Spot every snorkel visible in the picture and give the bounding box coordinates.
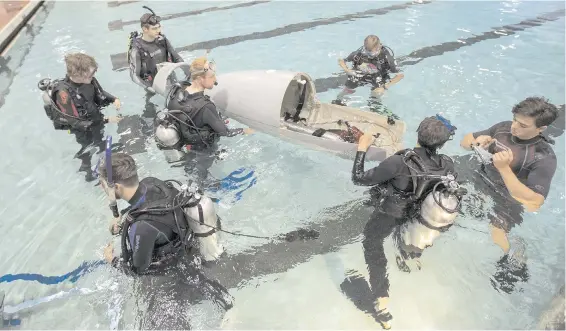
[142,6,160,24]
[104,136,120,218]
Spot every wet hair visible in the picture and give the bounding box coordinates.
[190,57,209,80]
[364,35,381,51]
[416,116,453,152]
[511,96,559,128]
[98,153,139,188]
[64,52,97,80]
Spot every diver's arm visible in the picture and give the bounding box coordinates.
[338,51,357,73]
[129,48,152,89]
[382,73,404,89]
[165,38,184,63]
[130,221,161,274]
[352,151,400,186]
[499,156,556,212]
[202,105,244,137]
[461,122,506,150]
[497,166,545,212]
[99,88,117,103]
[460,133,478,150]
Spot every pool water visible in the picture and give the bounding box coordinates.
[0,1,564,329]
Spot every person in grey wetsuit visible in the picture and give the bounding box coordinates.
[127,7,185,94]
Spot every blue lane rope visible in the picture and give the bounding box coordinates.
[0,260,105,286]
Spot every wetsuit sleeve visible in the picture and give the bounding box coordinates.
[385,48,399,73]
[525,155,557,198]
[129,221,161,274]
[472,121,507,139]
[99,87,116,103]
[93,79,116,103]
[352,151,402,186]
[129,47,152,89]
[344,50,358,62]
[202,104,244,137]
[165,38,184,63]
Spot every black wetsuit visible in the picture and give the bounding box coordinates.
[455,121,557,232]
[112,178,233,329]
[128,34,184,90]
[54,77,117,180]
[352,147,455,217]
[114,178,181,275]
[169,89,245,185]
[349,147,455,323]
[344,46,399,90]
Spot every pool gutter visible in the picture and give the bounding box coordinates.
[0,0,44,55]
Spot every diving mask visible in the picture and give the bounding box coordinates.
[361,46,381,58]
[141,6,161,25]
[435,113,457,138]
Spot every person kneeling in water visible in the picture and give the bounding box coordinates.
[154,57,254,184]
[349,115,459,329]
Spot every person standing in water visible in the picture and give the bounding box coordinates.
[38,52,122,181]
[332,35,404,122]
[127,6,185,94]
[350,115,458,328]
[459,96,559,293]
[154,57,254,185]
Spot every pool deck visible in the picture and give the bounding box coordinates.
[0,0,43,55]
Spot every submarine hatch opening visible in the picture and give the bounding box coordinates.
[279,73,405,156]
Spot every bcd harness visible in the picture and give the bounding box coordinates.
[119,178,220,270]
[351,45,395,84]
[38,77,111,131]
[155,83,219,149]
[127,32,173,83]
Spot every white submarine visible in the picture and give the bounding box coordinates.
[152,63,406,162]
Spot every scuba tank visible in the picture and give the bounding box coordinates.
[38,78,55,119]
[154,110,181,149]
[182,182,224,261]
[394,175,467,270]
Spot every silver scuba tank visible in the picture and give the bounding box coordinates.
[182,188,224,261]
[154,111,181,148]
[400,190,460,250]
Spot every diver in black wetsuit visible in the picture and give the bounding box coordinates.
[154,57,254,186]
[37,52,122,182]
[97,152,232,329]
[333,35,404,119]
[127,7,185,93]
[459,96,559,294]
[349,115,459,329]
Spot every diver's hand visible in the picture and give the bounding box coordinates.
[346,69,359,77]
[358,133,376,152]
[472,135,494,148]
[103,242,114,263]
[372,87,386,95]
[105,116,122,124]
[109,216,122,235]
[243,128,254,135]
[145,86,156,94]
[113,98,121,110]
[493,149,514,170]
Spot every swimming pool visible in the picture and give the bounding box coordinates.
[0,0,564,329]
